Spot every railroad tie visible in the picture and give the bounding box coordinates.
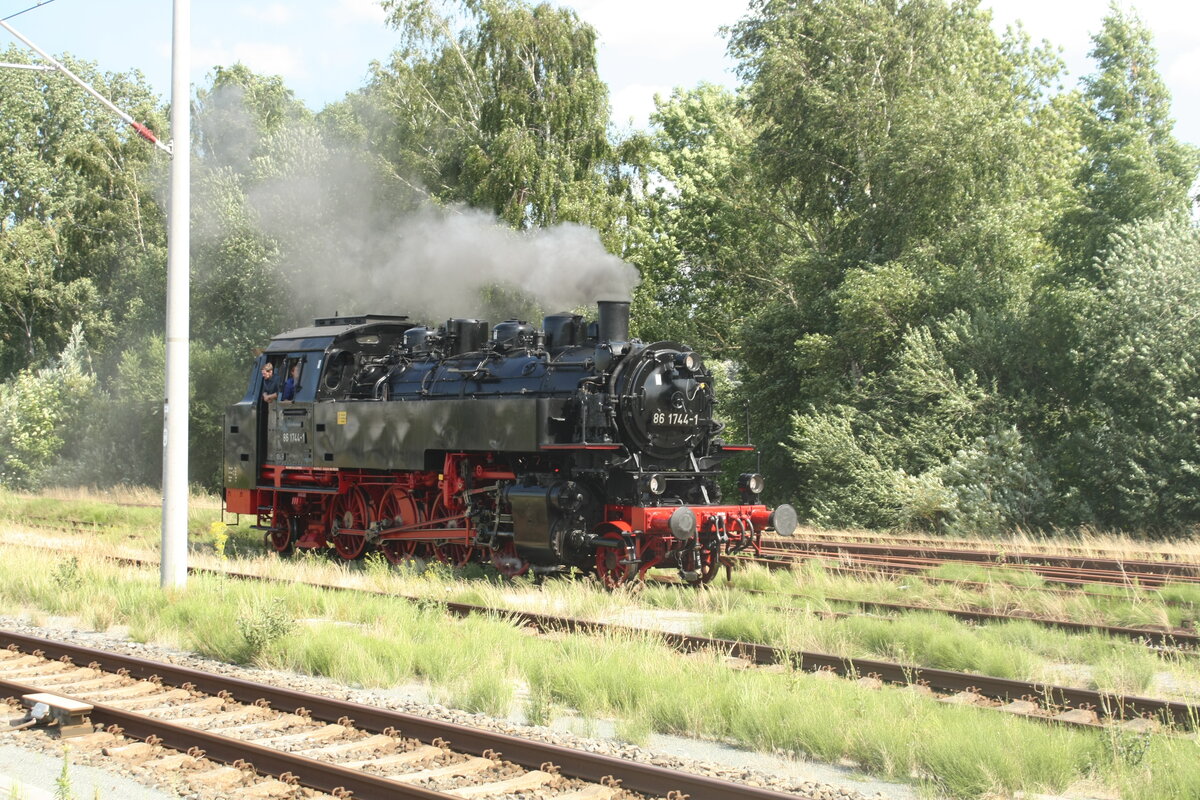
[446,769,559,798]
[391,755,495,783]
[102,741,157,764]
[292,732,398,757]
[238,779,300,798]
[221,712,310,735]
[169,706,272,727]
[141,753,200,772]
[260,722,348,746]
[187,765,245,790]
[86,680,163,700]
[999,699,1039,715]
[146,696,224,716]
[340,743,443,770]
[552,786,621,800]
[105,688,193,710]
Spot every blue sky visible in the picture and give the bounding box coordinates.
[1,0,1198,145]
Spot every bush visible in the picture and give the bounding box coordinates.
[236,599,295,657]
[933,427,1052,536]
[0,326,95,489]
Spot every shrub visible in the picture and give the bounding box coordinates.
[0,327,95,490]
[236,599,295,657]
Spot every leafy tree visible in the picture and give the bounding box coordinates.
[0,326,95,489]
[0,46,167,377]
[1054,5,1199,273]
[345,0,644,246]
[724,0,1075,502]
[1048,215,1200,529]
[638,84,785,354]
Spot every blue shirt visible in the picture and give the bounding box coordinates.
[282,376,296,401]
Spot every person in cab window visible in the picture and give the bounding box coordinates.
[282,361,300,402]
[261,361,282,403]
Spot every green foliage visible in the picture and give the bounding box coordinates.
[0,46,167,378]
[1054,6,1200,271]
[52,557,81,590]
[236,599,296,657]
[0,328,96,489]
[1043,215,1200,529]
[366,0,643,241]
[54,748,74,800]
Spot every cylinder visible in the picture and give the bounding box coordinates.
[597,300,630,344]
[446,319,489,356]
[543,313,584,350]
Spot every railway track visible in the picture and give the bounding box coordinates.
[778,593,1199,649]
[0,629,796,800]
[4,523,1198,656]
[11,514,1200,607]
[52,554,1200,733]
[766,530,1200,564]
[742,541,1200,589]
[19,532,1194,654]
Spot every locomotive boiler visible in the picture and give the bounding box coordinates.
[222,300,797,586]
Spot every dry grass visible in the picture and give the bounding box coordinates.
[26,484,222,510]
[782,523,1200,563]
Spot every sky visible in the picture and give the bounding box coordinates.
[0,0,1198,146]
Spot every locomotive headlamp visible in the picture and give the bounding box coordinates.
[676,352,701,372]
[640,474,666,496]
[739,473,765,495]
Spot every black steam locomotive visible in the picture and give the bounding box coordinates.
[223,300,796,586]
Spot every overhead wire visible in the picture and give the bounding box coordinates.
[2,0,59,22]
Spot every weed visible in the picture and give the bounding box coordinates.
[615,710,653,745]
[54,747,73,800]
[1109,728,1152,767]
[235,600,295,657]
[445,670,514,717]
[524,684,554,726]
[361,551,392,579]
[209,522,229,559]
[52,557,79,589]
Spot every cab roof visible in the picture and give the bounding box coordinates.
[266,314,414,352]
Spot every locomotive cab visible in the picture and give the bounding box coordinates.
[223,315,412,514]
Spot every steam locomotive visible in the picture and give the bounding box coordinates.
[222,300,797,586]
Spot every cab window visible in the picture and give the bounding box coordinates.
[283,353,321,403]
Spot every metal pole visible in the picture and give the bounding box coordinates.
[0,61,54,71]
[161,0,190,589]
[0,19,171,154]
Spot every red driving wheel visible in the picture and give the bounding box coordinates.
[330,487,371,560]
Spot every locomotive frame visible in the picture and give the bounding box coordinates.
[222,300,797,587]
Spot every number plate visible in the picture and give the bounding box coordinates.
[650,411,700,427]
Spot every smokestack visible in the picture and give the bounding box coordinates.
[597,300,630,344]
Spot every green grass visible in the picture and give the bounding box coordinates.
[2,546,1200,798]
[0,487,227,552]
[726,560,1192,641]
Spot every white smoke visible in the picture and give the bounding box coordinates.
[242,137,639,326]
[346,204,639,321]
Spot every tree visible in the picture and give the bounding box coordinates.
[343,0,643,245]
[723,0,1075,502]
[0,46,167,376]
[1048,214,1200,529]
[0,327,95,489]
[1054,5,1200,273]
[637,84,788,354]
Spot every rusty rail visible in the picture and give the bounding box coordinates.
[0,629,798,800]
